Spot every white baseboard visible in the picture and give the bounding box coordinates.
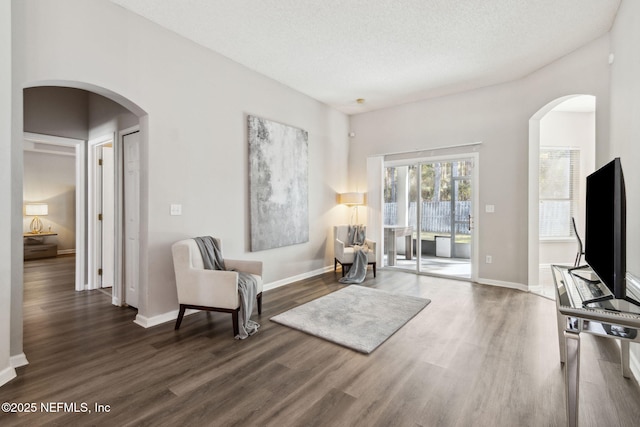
[476,277,528,292]
[10,353,28,368]
[0,366,16,387]
[134,308,199,328]
[133,266,334,328]
[263,266,333,291]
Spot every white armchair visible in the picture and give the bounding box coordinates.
[333,225,377,278]
[171,238,263,336]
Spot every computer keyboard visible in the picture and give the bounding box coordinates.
[575,277,604,301]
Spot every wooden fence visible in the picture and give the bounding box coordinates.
[384,201,471,234]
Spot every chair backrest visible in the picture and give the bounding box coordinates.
[334,225,350,243]
[172,237,223,272]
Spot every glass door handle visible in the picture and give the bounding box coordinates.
[468,214,473,231]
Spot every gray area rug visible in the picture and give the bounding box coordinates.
[270,285,431,354]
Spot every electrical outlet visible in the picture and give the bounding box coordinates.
[170,204,182,216]
[486,255,493,264]
[485,204,495,213]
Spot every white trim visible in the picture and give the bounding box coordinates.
[528,94,596,294]
[88,133,115,292]
[118,125,140,311]
[23,132,86,292]
[382,152,479,283]
[0,366,16,387]
[373,141,482,158]
[134,308,199,329]
[10,353,28,368]
[263,266,333,291]
[476,277,528,292]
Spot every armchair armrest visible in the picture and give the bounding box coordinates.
[225,259,263,277]
[177,268,239,309]
[365,238,376,254]
[334,238,346,259]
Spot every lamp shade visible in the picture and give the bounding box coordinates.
[337,192,364,206]
[25,203,48,216]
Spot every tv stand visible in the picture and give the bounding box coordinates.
[552,265,640,427]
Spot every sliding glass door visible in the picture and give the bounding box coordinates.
[384,156,475,280]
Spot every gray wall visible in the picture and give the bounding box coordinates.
[12,0,350,329]
[24,87,88,140]
[349,35,611,288]
[6,0,639,386]
[609,0,640,377]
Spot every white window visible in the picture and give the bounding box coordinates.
[539,148,580,238]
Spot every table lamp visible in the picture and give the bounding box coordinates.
[25,203,48,234]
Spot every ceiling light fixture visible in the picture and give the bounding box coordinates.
[356,98,365,104]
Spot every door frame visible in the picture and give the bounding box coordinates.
[528,94,595,293]
[117,125,140,308]
[383,152,479,282]
[23,132,86,291]
[88,133,115,291]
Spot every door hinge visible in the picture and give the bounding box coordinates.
[98,213,103,221]
[98,268,102,276]
[98,159,103,166]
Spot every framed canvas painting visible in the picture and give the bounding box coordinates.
[248,115,309,251]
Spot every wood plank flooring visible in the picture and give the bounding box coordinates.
[1,255,640,426]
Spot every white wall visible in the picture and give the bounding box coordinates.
[0,0,17,387]
[12,0,350,328]
[23,151,76,251]
[349,35,611,288]
[609,0,640,378]
[538,111,595,266]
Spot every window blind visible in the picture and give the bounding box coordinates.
[539,147,580,238]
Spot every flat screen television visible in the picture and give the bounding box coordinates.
[583,157,639,308]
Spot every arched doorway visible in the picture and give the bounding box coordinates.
[23,82,143,306]
[528,95,596,298]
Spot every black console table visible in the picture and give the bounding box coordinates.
[551,265,640,427]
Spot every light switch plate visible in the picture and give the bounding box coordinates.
[170,204,182,216]
[485,204,495,213]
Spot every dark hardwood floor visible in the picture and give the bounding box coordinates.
[2,255,640,426]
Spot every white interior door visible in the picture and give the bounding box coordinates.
[101,145,115,288]
[123,131,140,308]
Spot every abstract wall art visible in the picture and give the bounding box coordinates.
[248,115,309,251]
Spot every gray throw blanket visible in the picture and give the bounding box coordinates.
[194,236,259,339]
[348,224,366,246]
[339,244,369,284]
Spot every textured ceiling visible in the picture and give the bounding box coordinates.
[109,0,620,114]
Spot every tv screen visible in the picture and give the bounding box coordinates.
[584,158,626,299]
